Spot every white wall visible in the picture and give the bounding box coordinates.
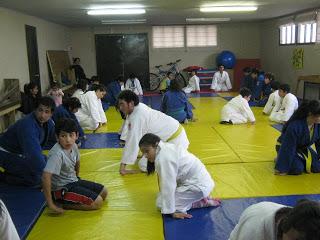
[70,22,261,78]
[260,18,320,98]
[0,7,71,93]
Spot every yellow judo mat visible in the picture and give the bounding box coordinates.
[28,94,320,239]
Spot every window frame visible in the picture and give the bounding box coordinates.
[185,24,218,48]
[152,25,185,49]
[279,23,296,46]
[297,21,317,45]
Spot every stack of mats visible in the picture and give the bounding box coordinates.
[197,69,216,90]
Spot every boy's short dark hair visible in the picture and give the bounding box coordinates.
[73,57,80,63]
[251,68,259,75]
[55,118,78,136]
[116,75,125,82]
[36,96,56,112]
[264,72,274,81]
[118,90,139,106]
[279,84,290,93]
[169,78,183,91]
[129,73,136,79]
[91,76,100,83]
[280,199,320,240]
[166,71,173,77]
[62,97,81,111]
[218,64,225,68]
[239,88,252,98]
[271,81,280,91]
[243,67,251,73]
[92,84,107,92]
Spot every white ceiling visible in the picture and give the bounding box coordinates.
[1,0,320,27]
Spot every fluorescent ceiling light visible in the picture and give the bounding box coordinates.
[89,4,144,10]
[88,8,145,15]
[101,19,146,25]
[186,17,231,22]
[200,6,257,12]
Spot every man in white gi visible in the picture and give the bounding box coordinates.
[220,88,255,125]
[269,84,298,123]
[263,81,281,115]
[229,199,320,240]
[183,70,200,94]
[139,133,220,219]
[75,85,107,131]
[210,64,232,92]
[117,90,190,175]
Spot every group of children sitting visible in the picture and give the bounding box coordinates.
[220,69,299,125]
[1,65,320,239]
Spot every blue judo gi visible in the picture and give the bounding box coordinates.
[275,119,320,175]
[160,90,193,123]
[105,81,122,106]
[52,105,84,139]
[0,113,56,186]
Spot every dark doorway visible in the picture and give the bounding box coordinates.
[95,34,149,89]
[25,25,41,93]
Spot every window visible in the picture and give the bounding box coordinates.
[279,23,296,45]
[152,26,184,48]
[186,25,217,47]
[298,22,317,43]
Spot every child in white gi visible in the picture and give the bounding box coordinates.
[139,133,220,219]
[220,88,255,125]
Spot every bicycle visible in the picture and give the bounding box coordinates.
[149,59,186,91]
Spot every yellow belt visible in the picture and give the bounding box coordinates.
[305,144,316,173]
[167,125,183,142]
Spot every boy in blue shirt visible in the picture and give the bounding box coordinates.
[42,118,107,214]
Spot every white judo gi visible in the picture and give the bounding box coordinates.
[71,89,84,100]
[183,75,200,94]
[221,95,255,124]
[121,103,189,168]
[125,78,143,96]
[0,200,20,240]
[263,90,281,115]
[269,93,298,123]
[210,71,232,91]
[155,141,214,214]
[75,91,107,130]
[229,201,286,240]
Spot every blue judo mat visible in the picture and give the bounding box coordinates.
[0,183,45,239]
[271,123,284,132]
[163,194,320,240]
[80,133,122,149]
[188,92,218,98]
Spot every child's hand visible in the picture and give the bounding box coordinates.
[172,212,192,219]
[48,204,64,215]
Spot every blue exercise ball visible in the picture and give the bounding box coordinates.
[216,51,236,69]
